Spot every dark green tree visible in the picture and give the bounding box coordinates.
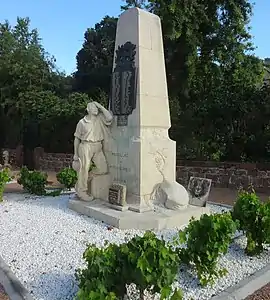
[74,16,117,96]
[121,0,269,162]
[122,0,256,97]
[121,0,150,10]
[0,17,55,157]
[0,17,78,163]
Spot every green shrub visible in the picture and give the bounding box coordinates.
[56,167,77,190]
[17,166,62,196]
[89,162,96,172]
[0,168,11,201]
[122,231,181,299]
[76,243,126,300]
[76,232,183,300]
[232,189,270,256]
[176,213,237,286]
[17,166,47,195]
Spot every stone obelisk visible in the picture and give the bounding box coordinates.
[107,8,176,212]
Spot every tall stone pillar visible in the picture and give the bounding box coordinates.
[106,8,176,212]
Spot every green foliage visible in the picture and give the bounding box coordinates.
[232,189,270,256]
[76,243,124,300]
[89,162,96,172]
[1,1,269,162]
[17,90,91,152]
[56,167,77,190]
[121,0,270,163]
[0,17,68,150]
[76,232,182,300]
[17,166,48,195]
[17,166,62,196]
[122,231,181,299]
[0,168,11,201]
[121,0,150,10]
[47,190,62,196]
[0,18,56,116]
[176,213,237,286]
[74,16,117,96]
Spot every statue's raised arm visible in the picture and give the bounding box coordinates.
[72,102,113,202]
[92,101,113,125]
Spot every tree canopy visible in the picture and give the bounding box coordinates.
[0,1,269,162]
[74,16,117,97]
[0,18,90,153]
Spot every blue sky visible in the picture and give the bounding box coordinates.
[1,0,269,75]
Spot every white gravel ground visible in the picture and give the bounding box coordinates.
[0,193,269,300]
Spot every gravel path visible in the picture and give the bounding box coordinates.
[0,193,269,300]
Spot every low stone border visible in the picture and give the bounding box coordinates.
[0,256,33,300]
[212,263,270,300]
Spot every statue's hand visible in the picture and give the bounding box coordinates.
[73,155,79,161]
[93,101,102,109]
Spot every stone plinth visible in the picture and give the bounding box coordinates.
[90,174,111,201]
[68,199,210,230]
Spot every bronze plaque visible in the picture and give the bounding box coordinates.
[110,41,137,126]
[108,183,127,206]
[188,177,212,207]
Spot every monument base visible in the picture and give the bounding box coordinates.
[68,199,210,230]
[89,174,111,201]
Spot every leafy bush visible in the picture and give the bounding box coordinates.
[232,189,270,256]
[122,231,182,299]
[56,167,77,190]
[76,243,125,300]
[176,213,237,286]
[17,166,48,195]
[0,168,11,201]
[76,232,183,300]
[17,166,62,196]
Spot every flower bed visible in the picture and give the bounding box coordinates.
[0,193,269,300]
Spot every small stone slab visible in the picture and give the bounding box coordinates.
[187,177,212,207]
[108,203,129,212]
[108,183,127,207]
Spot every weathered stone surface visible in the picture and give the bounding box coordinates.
[105,8,177,211]
[71,102,113,201]
[68,199,210,230]
[90,174,112,201]
[176,162,270,192]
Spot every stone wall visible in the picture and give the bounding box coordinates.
[1,147,72,172]
[33,147,73,172]
[176,160,270,193]
[2,147,270,192]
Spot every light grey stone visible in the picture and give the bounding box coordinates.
[72,102,113,202]
[68,199,210,230]
[68,8,208,228]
